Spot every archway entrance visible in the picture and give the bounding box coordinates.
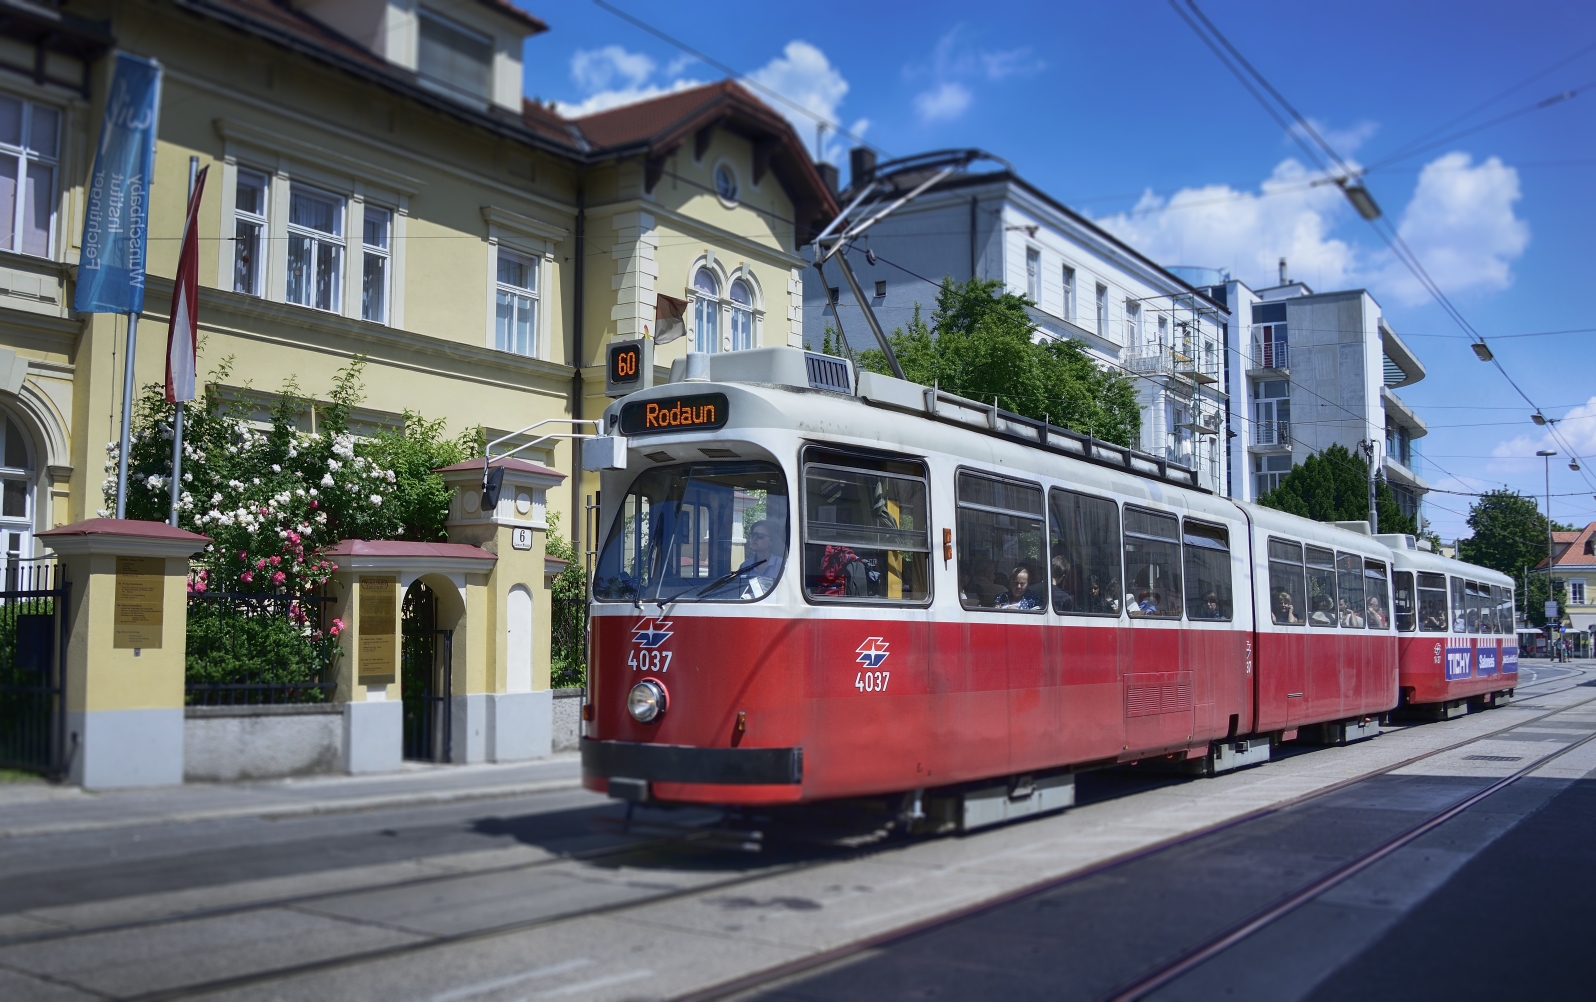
[401,581,452,762]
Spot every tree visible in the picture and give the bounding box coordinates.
[856,277,1141,449]
[1256,444,1417,536]
[1456,489,1571,627]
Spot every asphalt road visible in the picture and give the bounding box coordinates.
[1,664,1591,1001]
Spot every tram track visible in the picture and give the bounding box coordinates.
[680,678,1596,1002]
[3,673,1589,1002]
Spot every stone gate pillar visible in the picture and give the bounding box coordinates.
[36,519,210,789]
[436,457,566,762]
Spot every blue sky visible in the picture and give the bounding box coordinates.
[515,0,1596,542]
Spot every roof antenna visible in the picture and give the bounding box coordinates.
[1279,257,1288,285]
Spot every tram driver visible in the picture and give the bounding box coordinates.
[736,519,782,597]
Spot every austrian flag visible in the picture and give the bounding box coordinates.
[165,166,208,403]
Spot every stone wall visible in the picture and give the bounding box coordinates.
[184,704,342,782]
[553,687,583,752]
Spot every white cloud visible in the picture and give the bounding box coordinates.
[1374,153,1530,306]
[1096,149,1531,305]
[556,78,705,118]
[1491,398,1596,467]
[570,45,655,92]
[1098,157,1357,289]
[746,41,855,161]
[980,47,1046,81]
[913,81,973,122]
[1289,117,1378,157]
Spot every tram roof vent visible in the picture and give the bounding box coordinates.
[667,346,856,395]
[1336,520,1373,536]
[1374,532,1417,550]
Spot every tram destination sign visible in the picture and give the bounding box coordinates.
[620,392,729,435]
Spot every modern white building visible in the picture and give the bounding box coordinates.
[1188,270,1428,521]
[804,151,1231,493]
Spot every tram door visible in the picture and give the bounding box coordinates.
[1121,508,1193,751]
[1263,538,1310,731]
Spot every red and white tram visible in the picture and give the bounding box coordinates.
[1387,542,1517,716]
[579,348,1510,830]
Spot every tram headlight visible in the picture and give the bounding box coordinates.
[627,679,668,723]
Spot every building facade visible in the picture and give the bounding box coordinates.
[801,153,1231,494]
[1542,523,1596,637]
[1195,274,1429,521]
[0,0,831,739]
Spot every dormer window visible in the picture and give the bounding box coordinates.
[418,9,492,102]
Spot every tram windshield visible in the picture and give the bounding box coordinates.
[591,461,788,603]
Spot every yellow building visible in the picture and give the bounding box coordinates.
[1,0,835,766]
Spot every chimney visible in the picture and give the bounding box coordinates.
[816,162,839,196]
[849,147,877,191]
[1279,257,1288,285]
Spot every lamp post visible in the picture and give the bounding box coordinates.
[1537,449,1557,659]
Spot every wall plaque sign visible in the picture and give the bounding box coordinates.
[358,576,397,686]
[113,556,164,649]
[511,527,533,550]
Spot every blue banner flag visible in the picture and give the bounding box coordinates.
[74,53,162,315]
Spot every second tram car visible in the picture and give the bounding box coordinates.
[579,348,1512,829]
[1386,540,1517,715]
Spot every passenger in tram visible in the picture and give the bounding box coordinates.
[1366,594,1390,630]
[1130,589,1162,615]
[1083,574,1118,615]
[737,519,782,595]
[1272,589,1302,624]
[1421,606,1448,632]
[1338,597,1365,629]
[993,566,1040,610]
[1192,591,1224,620]
[812,543,866,596]
[1051,554,1076,611]
[1309,594,1336,627]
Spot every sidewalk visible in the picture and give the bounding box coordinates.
[0,753,585,839]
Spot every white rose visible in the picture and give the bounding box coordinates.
[370,494,383,506]
[321,474,335,487]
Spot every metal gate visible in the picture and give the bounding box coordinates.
[0,559,68,776]
[401,581,452,762]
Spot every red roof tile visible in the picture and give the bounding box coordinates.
[434,456,566,480]
[322,539,495,561]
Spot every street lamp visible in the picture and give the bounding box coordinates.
[1537,448,1558,658]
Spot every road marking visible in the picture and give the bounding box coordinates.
[524,968,653,999]
[431,958,593,1002]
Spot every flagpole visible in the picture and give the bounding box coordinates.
[168,156,199,527]
[115,312,138,519]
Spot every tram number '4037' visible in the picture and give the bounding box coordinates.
[629,649,672,673]
[855,671,890,693]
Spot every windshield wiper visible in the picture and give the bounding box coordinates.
[679,559,767,603]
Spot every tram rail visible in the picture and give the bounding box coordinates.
[4,669,1583,1002]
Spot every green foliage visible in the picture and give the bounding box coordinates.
[1256,444,1417,536]
[1456,489,1567,626]
[359,412,473,542]
[185,599,337,698]
[545,510,589,689]
[817,325,846,359]
[856,278,1141,449]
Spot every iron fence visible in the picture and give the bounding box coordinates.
[185,592,338,705]
[0,559,67,775]
[552,595,588,690]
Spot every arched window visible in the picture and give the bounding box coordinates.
[729,279,753,351]
[0,414,35,571]
[693,268,719,353]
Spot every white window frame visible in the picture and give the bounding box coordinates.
[693,267,721,354]
[285,183,346,313]
[0,93,61,259]
[361,203,392,324]
[0,410,35,564]
[1571,579,1586,605]
[1126,300,1141,345]
[232,167,269,297]
[1061,266,1075,320]
[1025,246,1041,302]
[494,246,539,357]
[1095,283,1108,335]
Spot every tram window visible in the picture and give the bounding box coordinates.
[1305,546,1337,627]
[1497,585,1515,634]
[956,472,1045,613]
[1450,577,1467,633]
[1393,571,1416,632]
[802,452,930,604]
[1417,572,1448,632]
[1182,520,1232,621]
[1048,489,1122,617]
[1465,580,1483,634]
[1364,560,1391,629]
[1123,507,1181,618]
[1267,538,1305,625]
[1336,553,1366,628]
[592,462,789,603]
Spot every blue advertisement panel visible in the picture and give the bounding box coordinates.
[73,53,162,315]
[1475,645,1499,677]
[1501,646,1519,674]
[1444,646,1473,681]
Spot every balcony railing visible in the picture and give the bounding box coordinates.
[1252,420,1290,447]
[1252,340,1289,370]
[1126,346,1221,384]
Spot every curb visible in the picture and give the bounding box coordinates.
[0,775,587,839]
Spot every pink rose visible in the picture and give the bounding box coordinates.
[269,555,281,566]
[240,571,254,583]
[329,617,345,637]
[271,571,286,586]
